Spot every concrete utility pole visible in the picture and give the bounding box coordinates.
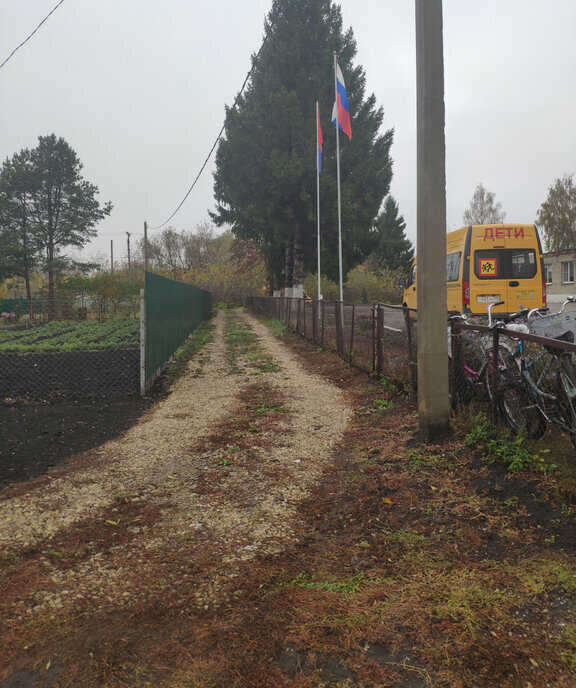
[415,0,451,440]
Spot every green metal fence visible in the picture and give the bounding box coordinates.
[142,272,212,393]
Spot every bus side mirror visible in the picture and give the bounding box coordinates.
[398,278,406,289]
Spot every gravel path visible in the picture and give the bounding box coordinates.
[0,309,351,614]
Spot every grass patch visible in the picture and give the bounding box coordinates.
[261,318,287,337]
[158,318,215,387]
[224,317,280,375]
[274,571,368,596]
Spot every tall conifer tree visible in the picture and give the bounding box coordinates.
[371,196,413,274]
[211,0,394,292]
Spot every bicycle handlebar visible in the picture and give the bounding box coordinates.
[528,297,575,324]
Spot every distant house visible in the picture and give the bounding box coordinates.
[543,249,576,305]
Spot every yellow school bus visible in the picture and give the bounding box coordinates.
[402,224,546,315]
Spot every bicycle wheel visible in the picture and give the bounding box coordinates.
[499,372,547,439]
[484,344,516,405]
[484,358,546,438]
[556,357,576,449]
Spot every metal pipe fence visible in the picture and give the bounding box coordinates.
[247,296,417,391]
[249,296,576,441]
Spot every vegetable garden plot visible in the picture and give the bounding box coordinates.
[0,320,140,401]
[0,319,139,352]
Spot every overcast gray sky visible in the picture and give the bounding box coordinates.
[1,0,575,264]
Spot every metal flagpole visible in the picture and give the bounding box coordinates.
[334,52,344,303]
[316,101,322,301]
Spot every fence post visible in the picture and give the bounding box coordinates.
[335,302,344,356]
[403,306,416,393]
[372,304,376,373]
[312,299,318,342]
[139,288,146,396]
[376,304,384,376]
[349,304,356,364]
[297,298,302,334]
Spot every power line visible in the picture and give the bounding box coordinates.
[0,0,67,71]
[150,4,281,230]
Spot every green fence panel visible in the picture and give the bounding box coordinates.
[144,272,212,385]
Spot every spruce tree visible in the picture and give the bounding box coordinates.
[371,195,413,274]
[211,0,393,293]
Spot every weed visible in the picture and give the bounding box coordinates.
[372,399,395,412]
[380,377,399,394]
[245,351,280,374]
[424,502,444,515]
[500,496,520,510]
[279,571,367,595]
[431,570,505,632]
[256,403,284,414]
[387,529,426,546]
[465,414,556,473]
[46,549,63,559]
[407,450,457,472]
[464,414,496,446]
[161,319,215,386]
[560,625,576,668]
[261,318,287,337]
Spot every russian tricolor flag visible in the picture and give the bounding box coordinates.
[332,62,352,140]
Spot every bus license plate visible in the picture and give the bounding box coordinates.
[477,295,501,303]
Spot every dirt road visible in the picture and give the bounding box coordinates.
[2,308,576,687]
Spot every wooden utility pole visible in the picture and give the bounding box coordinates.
[144,221,148,273]
[126,232,132,284]
[415,0,450,440]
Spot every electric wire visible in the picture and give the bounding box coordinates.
[0,0,67,71]
[149,5,280,230]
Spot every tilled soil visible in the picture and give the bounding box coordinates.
[0,396,152,488]
[2,309,576,687]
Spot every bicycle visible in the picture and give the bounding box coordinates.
[511,298,576,448]
[450,302,546,438]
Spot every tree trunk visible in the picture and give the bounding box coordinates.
[20,218,34,321]
[284,239,294,297]
[24,267,33,321]
[47,242,55,321]
[292,222,305,299]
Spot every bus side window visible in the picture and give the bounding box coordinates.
[446,252,461,281]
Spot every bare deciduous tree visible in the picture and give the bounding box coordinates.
[463,183,506,225]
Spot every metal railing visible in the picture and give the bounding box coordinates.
[247,296,417,391]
